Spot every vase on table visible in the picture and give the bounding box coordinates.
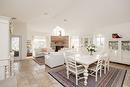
[90,51,93,55]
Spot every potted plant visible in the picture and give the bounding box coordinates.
[86,44,96,55]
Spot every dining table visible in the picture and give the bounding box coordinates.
[68,53,100,86]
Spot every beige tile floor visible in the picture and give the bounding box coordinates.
[15,59,130,87]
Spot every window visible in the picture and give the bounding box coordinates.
[71,36,80,48]
[11,37,20,51]
[93,34,105,48]
[32,36,46,49]
[52,26,65,36]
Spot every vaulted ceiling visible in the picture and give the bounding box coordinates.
[0,0,75,22]
[0,0,130,35]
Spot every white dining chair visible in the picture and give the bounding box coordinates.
[88,58,103,81]
[65,56,85,85]
[102,53,110,74]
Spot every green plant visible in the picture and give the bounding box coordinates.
[86,44,96,55]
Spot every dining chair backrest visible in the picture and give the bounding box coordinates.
[64,52,73,63]
[67,57,77,69]
[66,55,84,85]
[63,52,70,70]
[96,57,103,70]
[102,52,109,63]
[101,52,110,73]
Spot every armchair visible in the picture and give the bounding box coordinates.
[45,52,65,68]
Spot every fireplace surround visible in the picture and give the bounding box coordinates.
[51,36,69,52]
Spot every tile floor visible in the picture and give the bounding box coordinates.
[15,59,130,87]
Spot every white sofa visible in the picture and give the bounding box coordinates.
[33,48,45,57]
[33,48,54,58]
[45,52,65,68]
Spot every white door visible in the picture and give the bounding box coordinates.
[11,36,22,60]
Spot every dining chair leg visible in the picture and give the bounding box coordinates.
[100,65,102,77]
[108,64,110,71]
[100,69,102,77]
[67,70,69,79]
[96,72,97,81]
[76,74,78,85]
[104,65,106,74]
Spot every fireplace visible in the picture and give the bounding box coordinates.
[55,46,64,52]
[51,36,69,51]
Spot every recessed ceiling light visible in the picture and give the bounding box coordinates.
[64,19,67,22]
[43,12,48,15]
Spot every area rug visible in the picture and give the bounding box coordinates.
[33,57,45,65]
[48,67,127,87]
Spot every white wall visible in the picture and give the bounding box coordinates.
[27,0,130,38]
[0,16,10,80]
[92,22,130,39]
[13,21,27,59]
[0,20,9,59]
[27,21,130,42]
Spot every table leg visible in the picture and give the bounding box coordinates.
[84,65,89,86]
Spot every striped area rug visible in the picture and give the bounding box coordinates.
[48,67,127,87]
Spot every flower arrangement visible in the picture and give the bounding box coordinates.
[86,44,96,55]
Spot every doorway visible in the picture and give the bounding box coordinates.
[11,36,22,60]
